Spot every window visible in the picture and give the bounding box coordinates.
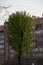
[35,54,43,57]
[36,48,38,52]
[0,40,4,44]
[0,50,4,53]
[36,54,39,57]
[0,32,4,35]
[1,50,4,53]
[35,24,42,30]
[35,35,43,41]
[1,36,4,39]
[39,54,43,57]
[35,30,43,34]
[39,48,43,52]
[33,54,39,57]
[0,45,4,48]
[37,42,43,46]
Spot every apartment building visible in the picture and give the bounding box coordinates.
[0,25,5,64]
[0,25,16,64]
[31,16,43,65]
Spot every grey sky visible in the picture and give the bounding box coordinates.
[0,0,43,25]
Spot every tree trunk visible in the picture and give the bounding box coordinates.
[18,50,21,65]
[18,31,23,65]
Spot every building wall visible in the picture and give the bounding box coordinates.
[0,25,5,64]
[32,17,43,58]
[0,25,16,64]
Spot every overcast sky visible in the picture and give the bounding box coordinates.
[0,0,43,25]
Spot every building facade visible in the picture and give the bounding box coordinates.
[0,25,5,64]
[31,17,43,65]
[0,25,16,64]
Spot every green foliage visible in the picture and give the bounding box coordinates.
[7,11,32,52]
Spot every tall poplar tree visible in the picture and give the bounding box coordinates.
[6,11,32,65]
